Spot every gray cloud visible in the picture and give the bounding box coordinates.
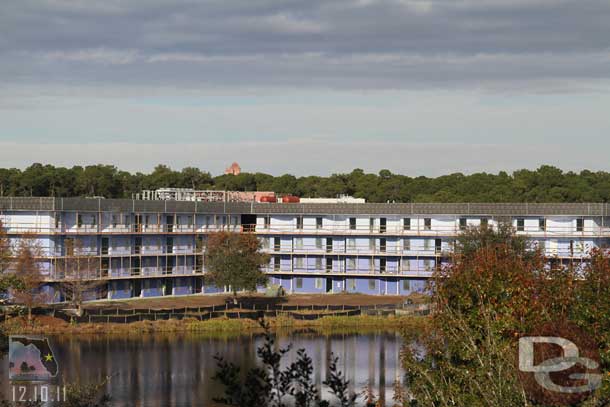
[1,0,610,91]
[2,1,610,175]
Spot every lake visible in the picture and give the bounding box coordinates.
[1,330,406,406]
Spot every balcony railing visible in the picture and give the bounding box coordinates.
[3,220,610,238]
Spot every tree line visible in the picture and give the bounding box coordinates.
[1,163,610,202]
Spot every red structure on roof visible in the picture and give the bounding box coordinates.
[224,162,241,176]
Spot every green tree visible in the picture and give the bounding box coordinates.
[404,225,610,406]
[455,221,530,258]
[3,163,610,203]
[179,167,213,189]
[205,232,269,303]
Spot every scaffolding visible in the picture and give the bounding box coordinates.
[134,188,276,203]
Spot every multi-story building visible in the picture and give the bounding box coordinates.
[1,197,608,302]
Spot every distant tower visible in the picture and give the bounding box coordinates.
[225,162,241,176]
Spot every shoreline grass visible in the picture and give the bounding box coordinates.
[1,314,429,338]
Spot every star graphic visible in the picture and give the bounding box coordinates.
[44,353,53,362]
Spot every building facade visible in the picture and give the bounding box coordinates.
[1,197,609,302]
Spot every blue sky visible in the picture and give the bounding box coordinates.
[1,0,609,175]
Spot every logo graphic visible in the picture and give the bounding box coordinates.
[517,322,601,405]
[9,335,59,381]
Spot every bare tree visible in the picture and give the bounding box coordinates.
[12,235,50,322]
[0,220,10,274]
[0,219,15,302]
[58,240,106,316]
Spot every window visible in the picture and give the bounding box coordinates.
[315,238,323,250]
[379,218,387,233]
[348,279,356,290]
[91,215,96,227]
[296,216,303,230]
[403,239,411,251]
[133,237,142,254]
[379,238,386,253]
[261,237,270,250]
[424,239,432,251]
[134,214,142,231]
[65,238,74,256]
[517,218,525,231]
[294,237,303,250]
[539,218,546,231]
[349,218,357,230]
[379,258,386,273]
[403,218,411,231]
[481,218,489,228]
[315,257,322,270]
[402,259,410,271]
[368,279,376,290]
[576,218,584,232]
[369,218,375,232]
[569,240,574,256]
[315,278,323,289]
[101,237,109,255]
[424,259,433,271]
[459,218,467,230]
[112,214,118,228]
[264,215,271,229]
[195,235,205,252]
[296,278,303,289]
[326,259,333,272]
[54,214,60,229]
[347,258,356,270]
[166,237,174,254]
[77,214,83,228]
[347,238,356,250]
[369,239,375,251]
[424,218,431,230]
[101,258,109,277]
[538,240,545,252]
[326,238,333,253]
[274,256,280,271]
[316,217,323,229]
[435,238,442,254]
[295,257,304,269]
[274,237,281,252]
[402,280,411,291]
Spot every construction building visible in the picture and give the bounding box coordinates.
[0,196,608,302]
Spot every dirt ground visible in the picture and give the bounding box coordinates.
[85,293,428,310]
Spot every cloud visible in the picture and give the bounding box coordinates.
[1,0,609,91]
[1,0,610,174]
[41,48,139,65]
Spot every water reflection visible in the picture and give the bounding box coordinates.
[1,331,405,406]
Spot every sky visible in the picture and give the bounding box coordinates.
[1,0,609,176]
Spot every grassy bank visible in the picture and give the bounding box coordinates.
[1,314,428,337]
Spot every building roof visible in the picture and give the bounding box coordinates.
[0,197,609,216]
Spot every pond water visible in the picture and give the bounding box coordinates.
[1,330,406,406]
